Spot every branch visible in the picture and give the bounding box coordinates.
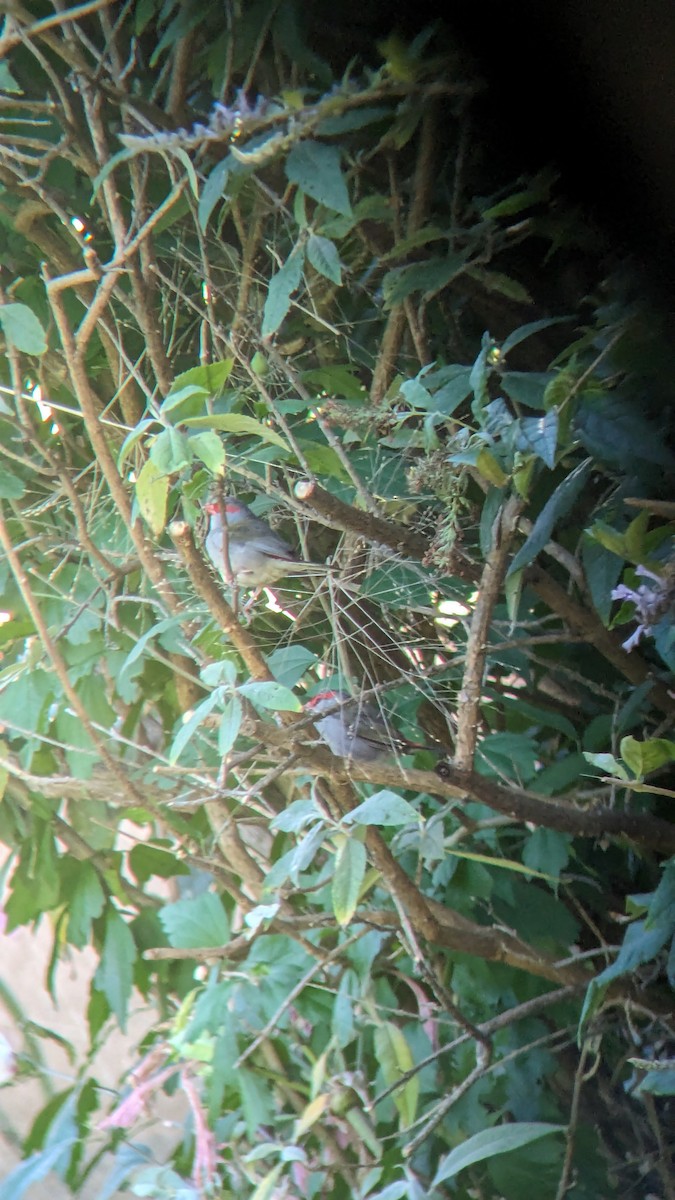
[455,494,523,769]
[290,749,675,854]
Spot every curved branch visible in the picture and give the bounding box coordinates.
[455,494,523,769]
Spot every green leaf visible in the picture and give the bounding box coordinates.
[158,893,230,948]
[475,447,509,487]
[166,359,234,402]
[522,828,571,881]
[0,303,47,354]
[65,863,105,949]
[644,862,675,934]
[261,246,306,338]
[218,695,243,755]
[149,427,192,474]
[508,458,592,575]
[238,681,302,711]
[635,1067,675,1096]
[168,690,223,763]
[266,645,319,687]
[0,62,22,93]
[285,141,352,215]
[344,790,419,827]
[90,146,135,200]
[160,384,210,420]
[117,417,158,465]
[181,413,289,450]
[466,267,533,304]
[129,844,189,884]
[189,430,226,472]
[501,371,554,411]
[516,410,559,468]
[501,316,573,355]
[620,736,675,779]
[135,459,169,536]
[198,157,231,230]
[581,535,624,623]
[433,1123,565,1186]
[316,106,391,135]
[172,146,199,198]
[270,799,319,834]
[0,1142,79,1200]
[382,253,467,307]
[374,1022,418,1128]
[93,908,136,1030]
[504,566,524,624]
[306,232,342,283]
[0,471,26,499]
[332,837,366,926]
[582,751,629,780]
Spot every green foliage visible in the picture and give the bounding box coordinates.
[0,4,673,1199]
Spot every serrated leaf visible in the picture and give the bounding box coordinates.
[161,384,210,418]
[66,862,105,949]
[167,359,234,401]
[306,232,342,283]
[159,893,230,948]
[432,1123,565,1186]
[261,247,306,338]
[189,430,226,472]
[286,141,352,215]
[134,459,169,536]
[266,645,319,687]
[149,427,191,474]
[0,303,47,354]
[181,413,288,450]
[332,837,366,926]
[93,908,136,1030]
[508,458,592,575]
[344,790,418,827]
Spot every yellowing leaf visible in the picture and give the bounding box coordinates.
[374,1021,418,1128]
[293,1092,330,1139]
[135,459,169,537]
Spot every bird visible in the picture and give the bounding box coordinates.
[305,689,450,763]
[203,497,326,589]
